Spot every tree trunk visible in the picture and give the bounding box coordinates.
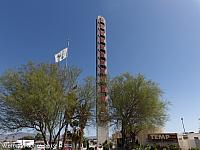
[61,124,68,150]
[49,132,52,150]
[57,114,63,150]
[75,141,77,150]
[130,131,136,148]
[78,128,83,150]
[41,131,48,146]
[121,122,126,150]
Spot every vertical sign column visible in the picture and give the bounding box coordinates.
[96,16,109,145]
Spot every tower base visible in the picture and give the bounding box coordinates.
[97,125,109,146]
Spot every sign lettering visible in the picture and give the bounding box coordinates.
[148,133,177,142]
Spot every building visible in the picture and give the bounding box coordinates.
[111,128,162,149]
[178,132,200,150]
[146,132,200,149]
[96,16,109,146]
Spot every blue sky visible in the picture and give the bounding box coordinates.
[1,0,200,136]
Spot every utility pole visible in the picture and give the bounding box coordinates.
[181,117,186,134]
[198,118,200,133]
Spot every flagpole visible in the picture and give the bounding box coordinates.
[56,57,60,150]
[54,44,68,149]
[65,39,69,68]
[54,39,69,149]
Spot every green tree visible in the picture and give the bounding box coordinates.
[0,62,80,149]
[62,77,95,150]
[109,73,168,150]
[61,91,77,150]
[102,140,109,150]
[34,133,44,141]
[76,77,95,150]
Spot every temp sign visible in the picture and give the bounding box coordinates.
[148,133,178,141]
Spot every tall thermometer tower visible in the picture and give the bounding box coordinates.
[96,16,109,145]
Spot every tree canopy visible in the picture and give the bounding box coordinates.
[109,73,168,149]
[0,62,95,150]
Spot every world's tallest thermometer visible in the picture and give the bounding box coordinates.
[96,16,109,145]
